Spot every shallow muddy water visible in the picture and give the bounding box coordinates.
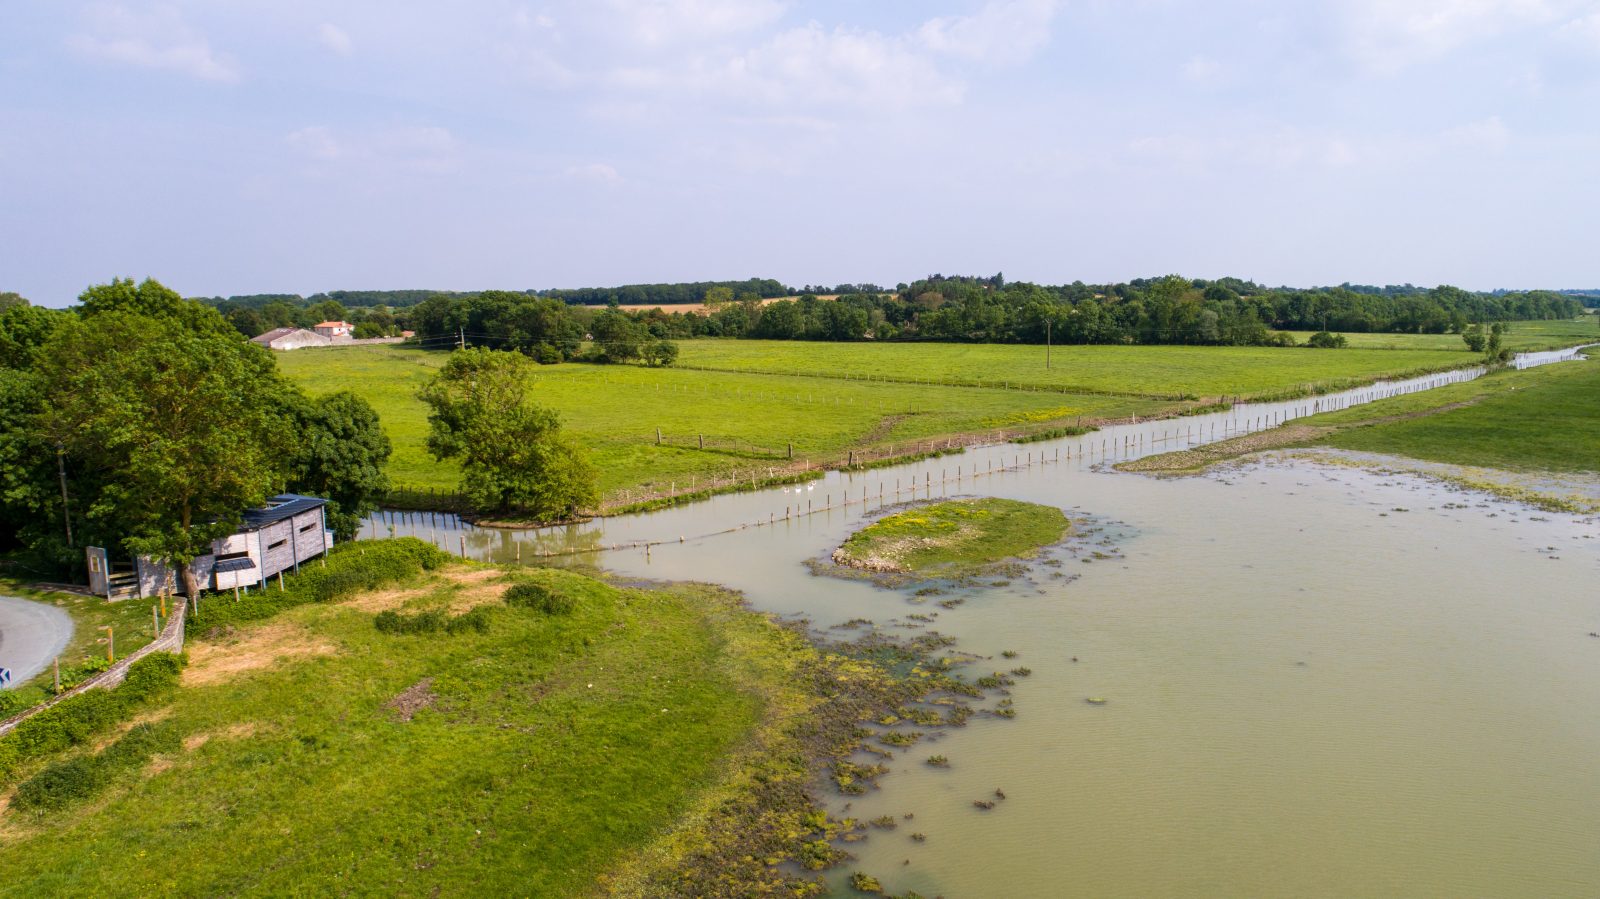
[365,350,1600,897]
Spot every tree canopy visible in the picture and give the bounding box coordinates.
[418,348,596,519]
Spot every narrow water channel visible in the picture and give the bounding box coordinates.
[365,347,1600,897]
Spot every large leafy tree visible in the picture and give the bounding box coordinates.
[418,348,596,519]
[37,282,298,596]
[288,391,391,540]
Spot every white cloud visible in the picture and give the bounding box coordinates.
[285,125,460,173]
[567,162,622,184]
[603,0,788,46]
[612,21,963,113]
[1182,55,1224,85]
[1340,0,1567,71]
[66,3,238,82]
[316,23,352,55]
[1443,115,1511,152]
[916,0,1061,64]
[1558,10,1600,47]
[286,126,343,160]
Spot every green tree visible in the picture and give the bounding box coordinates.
[703,286,734,308]
[1462,325,1486,353]
[418,348,597,519]
[0,291,27,311]
[590,311,646,362]
[288,392,392,540]
[37,309,296,597]
[642,340,679,367]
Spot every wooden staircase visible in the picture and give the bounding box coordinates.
[106,572,141,601]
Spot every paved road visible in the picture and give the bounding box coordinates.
[0,595,74,690]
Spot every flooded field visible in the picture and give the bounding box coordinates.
[363,349,1600,897]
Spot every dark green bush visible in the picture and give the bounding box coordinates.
[374,606,492,636]
[12,756,98,810]
[0,652,185,783]
[446,607,492,634]
[12,721,180,812]
[504,582,576,615]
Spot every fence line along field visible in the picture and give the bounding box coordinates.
[275,333,1590,509]
[275,346,1176,504]
[670,340,1473,399]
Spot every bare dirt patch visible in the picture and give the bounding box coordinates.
[385,679,437,722]
[183,624,338,687]
[182,721,260,752]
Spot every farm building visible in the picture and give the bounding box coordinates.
[86,494,334,600]
[251,327,331,351]
[313,320,354,341]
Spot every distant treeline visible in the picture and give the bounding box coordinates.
[400,274,1584,355]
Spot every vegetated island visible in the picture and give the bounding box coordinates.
[830,498,1070,581]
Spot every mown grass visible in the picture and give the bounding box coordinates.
[674,340,1468,399]
[834,498,1069,577]
[0,566,788,896]
[1317,356,1600,473]
[1281,318,1598,352]
[277,345,1169,500]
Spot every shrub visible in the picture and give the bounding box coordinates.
[0,652,185,783]
[374,606,492,636]
[504,582,576,615]
[12,756,98,810]
[12,721,180,812]
[1306,331,1348,349]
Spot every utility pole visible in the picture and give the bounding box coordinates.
[56,443,73,548]
[458,326,465,350]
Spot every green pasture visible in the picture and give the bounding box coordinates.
[0,567,788,897]
[1314,355,1600,473]
[672,340,1468,399]
[277,346,1169,499]
[1281,319,1597,352]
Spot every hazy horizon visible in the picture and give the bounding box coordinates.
[5,1,1598,306]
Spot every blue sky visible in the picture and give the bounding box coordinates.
[3,1,1598,305]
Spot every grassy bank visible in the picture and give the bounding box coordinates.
[1319,355,1600,473]
[0,554,968,896]
[832,498,1070,577]
[1122,355,1600,480]
[277,345,1172,502]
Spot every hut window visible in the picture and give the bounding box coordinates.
[299,522,317,533]
[268,539,287,551]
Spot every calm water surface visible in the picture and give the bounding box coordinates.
[367,351,1600,897]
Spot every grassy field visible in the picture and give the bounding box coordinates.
[0,562,844,896]
[1318,355,1600,473]
[277,346,1171,500]
[833,498,1069,577]
[673,340,1469,399]
[1280,318,1597,352]
[1123,354,1600,482]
